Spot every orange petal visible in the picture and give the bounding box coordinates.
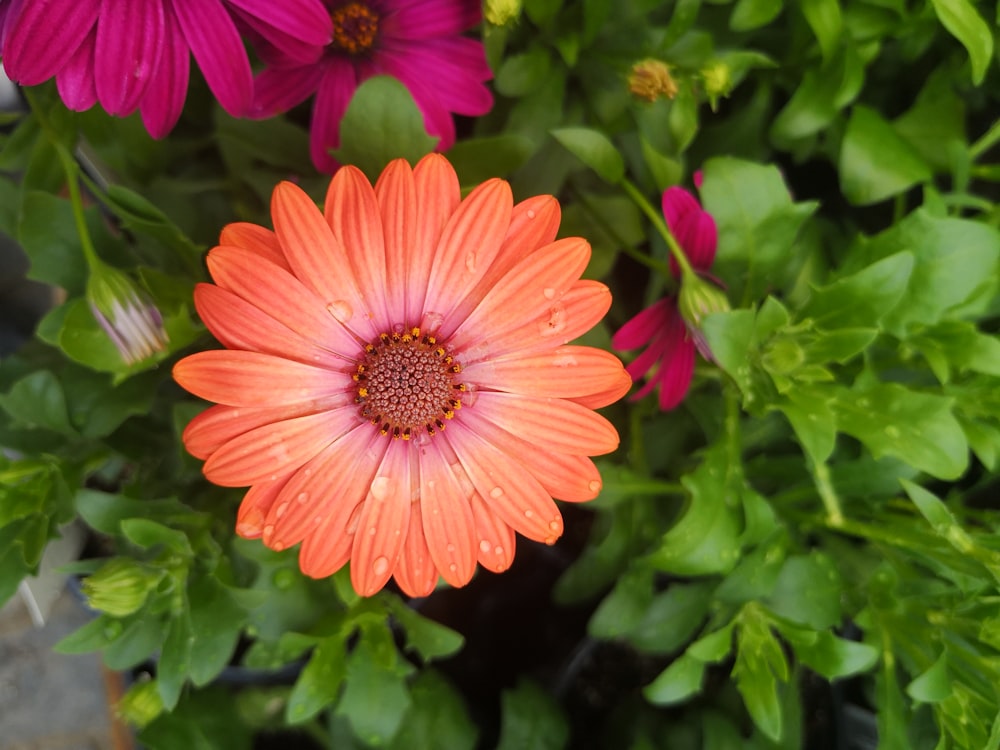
[417,440,478,588]
[461,279,612,363]
[325,165,391,327]
[194,284,347,368]
[457,406,604,501]
[496,195,561,272]
[265,423,372,550]
[374,158,418,324]
[174,350,348,407]
[183,400,343,460]
[236,476,292,538]
[466,391,619,457]
[449,237,590,350]
[463,346,627,404]
[569,368,633,410]
[409,154,461,317]
[299,430,387,577]
[206,246,359,357]
[423,178,512,330]
[393,499,439,597]
[469,491,517,574]
[218,223,290,271]
[444,427,563,544]
[203,407,360,487]
[349,441,414,596]
[270,181,377,339]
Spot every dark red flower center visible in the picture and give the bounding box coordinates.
[354,328,465,440]
[329,2,380,54]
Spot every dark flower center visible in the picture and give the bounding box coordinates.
[329,2,380,54]
[354,328,465,440]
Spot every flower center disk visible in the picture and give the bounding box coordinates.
[329,2,380,54]
[355,328,464,439]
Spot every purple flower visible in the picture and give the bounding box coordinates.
[2,0,334,137]
[250,0,494,173]
[612,186,720,411]
[86,263,169,365]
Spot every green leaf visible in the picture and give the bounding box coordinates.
[550,127,625,183]
[700,158,816,302]
[157,611,192,711]
[929,0,993,84]
[781,627,878,680]
[834,384,967,480]
[387,597,465,662]
[186,576,247,686]
[387,670,478,750]
[801,0,843,60]
[588,567,653,639]
[104,184,202,263]
[840,106,933,205]
[16,192,90,296]
[75,489,202,536]
[688,623,735,663]
[446,135,534,183]
[646,442,743,576]
[496,679,568,750]
[779,386,837,464]
[800,252,913,329]
[104,614,168,671]
[906,652,951,703]
[643,654,706,705]
[628,581,714,654]
[286,631,349,724]
[730,0,782,30]
[766,553,842,630]
[560,194,644,280]
[54,613,120,654]
[495,47,553,97]
[0,371,76,436]
[121,518,192,555]
[733,607,787,742]
[336,624,413,746]
[332,76,438,181]
[893,67,967,172]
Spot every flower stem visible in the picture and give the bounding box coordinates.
[810,459,844,527]
[970,117,1000,161]
[569,184,669,276]
[620,177,695,278]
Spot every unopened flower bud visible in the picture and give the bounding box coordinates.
[701,60,732,111]
[677,271,730,359]
[82,558,164,617]
[628,59,678,102]
[86,263,169,365]
[484,0,522,26]
[117,679,164,728]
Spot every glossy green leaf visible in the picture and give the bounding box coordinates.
[799,252,914,330]
[560,193,644,280]
[893,67,967,172]
[929,0,993,84]
[833,384,968,480]
[332,76,438,181]
[906,652,951,703]
[766,553,842,630]
[496,47,553,97]
[186,576,247,687]
[588,567,653,639]
[121,518,192,555]
[387,597,465,662]
[387,670,477,750]
[801,0,843,60]
[840,106,933,205]
[781,627,878,680]
[157,611,192,711]
[733,607,788,742]
[446,135,534,183]
[644,654,706,706]
[550,127,625,183]
[628,581,714,654]
[779,386,837,464]
[496,679,568,750]
[286,631,349,724]
[104,614,168,671]
[0,370,76,436]
[730,0,782,30]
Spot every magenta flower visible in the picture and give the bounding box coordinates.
[2,0,334,137]
[612,186,719,411]
[250,0,494,173]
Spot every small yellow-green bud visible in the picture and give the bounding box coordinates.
[86,262,169,366]
[628,59,678,102]
[484,0,522,26]
[82,558,164,617]
[116,679,164,728]
[677,271,730,359]
[701,60,733,111]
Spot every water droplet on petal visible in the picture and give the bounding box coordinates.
[543,536,557,546]
[524,509,534,519]
[420,311,444,333]
[372,556,390,576]
[448,563,458,573]
[538,304,567,336]
[490,486,504,499]
[479,540,491,554]
[494,545,504,557]
[370,476,393,502]
[297,492,309,504]
[465,252,477,272]
[549,520,561,532]
[275,502,289,519]
[262,524,275,541]
[588,480,601,493]
[543,287,556,299]
[368,526,377,536]
[346,506,363,535]
[327,300,353,322]
[446,543,455,553]
[526,209,536,219]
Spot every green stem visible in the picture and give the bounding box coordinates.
[810,460,844,527]
[970,117,1000,161]
[23,88,101,271]
[620,177,696,278]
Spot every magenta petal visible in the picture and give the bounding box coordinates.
[3,0,100,85]
[661,187,701,236]
[380,0,482,39]
[95,0,165,115]
[55,30,98,111]
[171,0,253,116]
[612,298,670,351]
[140,5,190,138]
[379,38,493,115]
[374,50,454,149]
[655,311,697,411]
[309,59,359,173]
[251,64,323,119]
[226,0,332,47]
[680,210,718,271]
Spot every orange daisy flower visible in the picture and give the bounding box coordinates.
[173,154,630,597]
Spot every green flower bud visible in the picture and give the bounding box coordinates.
[628,58,678,102]
[484,0,522,26]
[700,60,733,111]
[116,679,164,728]
[677,271,730,359]
[82,558,164,617]
[86,263,169,365]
